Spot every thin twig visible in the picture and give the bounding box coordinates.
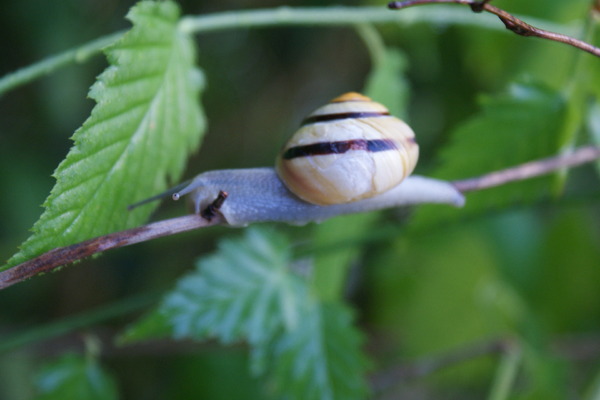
[451,145,600,192]
[388,0,600,57]
[0,145,599,290]
[0,32,123,97]
[0,215,221,290]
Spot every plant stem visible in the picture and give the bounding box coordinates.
[179,6,567,35]
[356,24,387,67]
[0,6,573,97]
[487,342,522,400]
[0,32,123,97]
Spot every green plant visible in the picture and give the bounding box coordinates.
[1,1,599,399]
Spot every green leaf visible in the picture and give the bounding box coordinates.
[118,308,172,344]
[410,82,567,228]
[363,47,409,119]
[122,227,369,400]
[268,301,369,400]
[164,228,304,349]
[4,0,205,269]
[534,210,600,330]
[34,353,117,400]
[121,227,306,367]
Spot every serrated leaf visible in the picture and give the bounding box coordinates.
[122,227,369,399]
[162,228,304,349]
[268,301,369,400]
[34,353,117,400]
[4,0,205,269]
[410,82,567,228]
[121,227,305,350]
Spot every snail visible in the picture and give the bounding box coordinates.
[130,93,464,226]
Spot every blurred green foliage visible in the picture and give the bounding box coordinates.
[0,0,599,399]
[34,352,118,400]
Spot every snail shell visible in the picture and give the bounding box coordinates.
[276,92,419,205]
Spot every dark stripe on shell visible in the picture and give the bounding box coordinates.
[282,139,398,160]
[301,111,390,126]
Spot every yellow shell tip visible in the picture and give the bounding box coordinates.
[331,92,371,103]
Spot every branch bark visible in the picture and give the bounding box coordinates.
[1,145,599,290]
[452,145,600,192]
[0,215,222,290]
[388,0,600,57]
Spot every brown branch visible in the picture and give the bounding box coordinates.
[388,0,600,58]
[0,215,222,290]
[451,145,600,192]
[0,145,599,290]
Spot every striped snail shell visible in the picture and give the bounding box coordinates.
[276,92,419,205]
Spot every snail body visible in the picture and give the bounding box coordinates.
[276,92,419,205]
[155,168,464,226]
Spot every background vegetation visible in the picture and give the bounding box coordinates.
[0,0,599,399]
